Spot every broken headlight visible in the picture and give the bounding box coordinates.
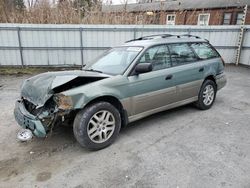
[53,94,73,110]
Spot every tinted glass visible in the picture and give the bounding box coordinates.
[191,43,219,60]
[138,45,171,71]
[168,43,198,66]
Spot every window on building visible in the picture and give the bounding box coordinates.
[198,13,210,26]
[166,14,176,25]
[168,43,198,66]
[223,13,232,25]
[236,13,244,25]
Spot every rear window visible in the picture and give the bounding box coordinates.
[191,43,219,60]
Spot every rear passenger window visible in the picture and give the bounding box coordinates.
[191,43,219,59]
[138,45,171,71]
[168,43,198,66]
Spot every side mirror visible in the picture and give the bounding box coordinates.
[135,63,153,74]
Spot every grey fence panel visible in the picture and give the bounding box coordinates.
[21,30,80,47]
[0,24,249,66]
[241,26,250,66]
[22,50,82,66]
[0,30,19,46]
[0,50,21,66]
[241,50,250,65]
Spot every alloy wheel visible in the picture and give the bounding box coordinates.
[87,110,115,143]
[202,85,215,106]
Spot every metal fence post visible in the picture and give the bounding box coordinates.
[79,27,84,68]
[133,28,137,39]
[17,27,24,67]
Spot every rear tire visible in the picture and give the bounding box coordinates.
[195,80,217,110]
[73,102,121,150]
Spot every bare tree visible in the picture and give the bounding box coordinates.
[26,0,39,8]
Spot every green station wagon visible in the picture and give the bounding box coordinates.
[14,34,227,150]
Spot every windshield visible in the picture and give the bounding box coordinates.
[84,46,143,75]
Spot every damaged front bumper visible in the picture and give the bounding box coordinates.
[14,100,47,137]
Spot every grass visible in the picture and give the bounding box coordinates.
[0,66,82,75]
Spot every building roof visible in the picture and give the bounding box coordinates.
[102,0,250,13]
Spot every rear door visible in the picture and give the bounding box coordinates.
[190,42,222,75]
[167,43,204,101]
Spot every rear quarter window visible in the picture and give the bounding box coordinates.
[191,43,219,60]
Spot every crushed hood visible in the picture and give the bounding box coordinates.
[21,70,110,107]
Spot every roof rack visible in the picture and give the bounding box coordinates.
[125,34,201,43]
[178,34,201,39]
[126,34,174,43]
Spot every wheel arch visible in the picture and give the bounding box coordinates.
[84,95,128,127]
[204,75,217,88]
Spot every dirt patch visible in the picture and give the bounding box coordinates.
[36,172,52,182]
[0,157,20,181]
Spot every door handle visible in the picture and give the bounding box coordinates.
[199,67,204,72]
[165,74,173,80]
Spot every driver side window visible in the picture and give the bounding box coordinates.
[138,45,171,71]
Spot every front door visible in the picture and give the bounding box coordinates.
[127,45,177,115]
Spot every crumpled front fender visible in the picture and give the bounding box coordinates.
[61,85,124,109]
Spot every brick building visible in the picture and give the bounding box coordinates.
[102,0,250,25]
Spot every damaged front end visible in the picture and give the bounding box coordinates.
[14,71,109,137]
[14,93,74,137]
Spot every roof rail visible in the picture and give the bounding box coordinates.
[125,33,201,43]
[178,34,201,39]
[125,34,174,43]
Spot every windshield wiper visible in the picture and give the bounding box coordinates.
[84,69,103,73]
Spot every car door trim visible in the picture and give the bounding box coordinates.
[177,79,203,99]
[127,96,198,123]
[120,79,203,119]
[120,85,176,116]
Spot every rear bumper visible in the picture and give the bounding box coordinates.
[14,100,47,137]
[216,73,227,90]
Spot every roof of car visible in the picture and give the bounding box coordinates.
[121,35,207,48]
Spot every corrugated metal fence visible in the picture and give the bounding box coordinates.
[0,24,250,66]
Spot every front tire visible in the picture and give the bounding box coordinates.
[195,80,217,110]
[73,102,121,150]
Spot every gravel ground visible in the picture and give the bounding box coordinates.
[0,66,250,188]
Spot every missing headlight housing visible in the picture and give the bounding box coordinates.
[54,94,73,110]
